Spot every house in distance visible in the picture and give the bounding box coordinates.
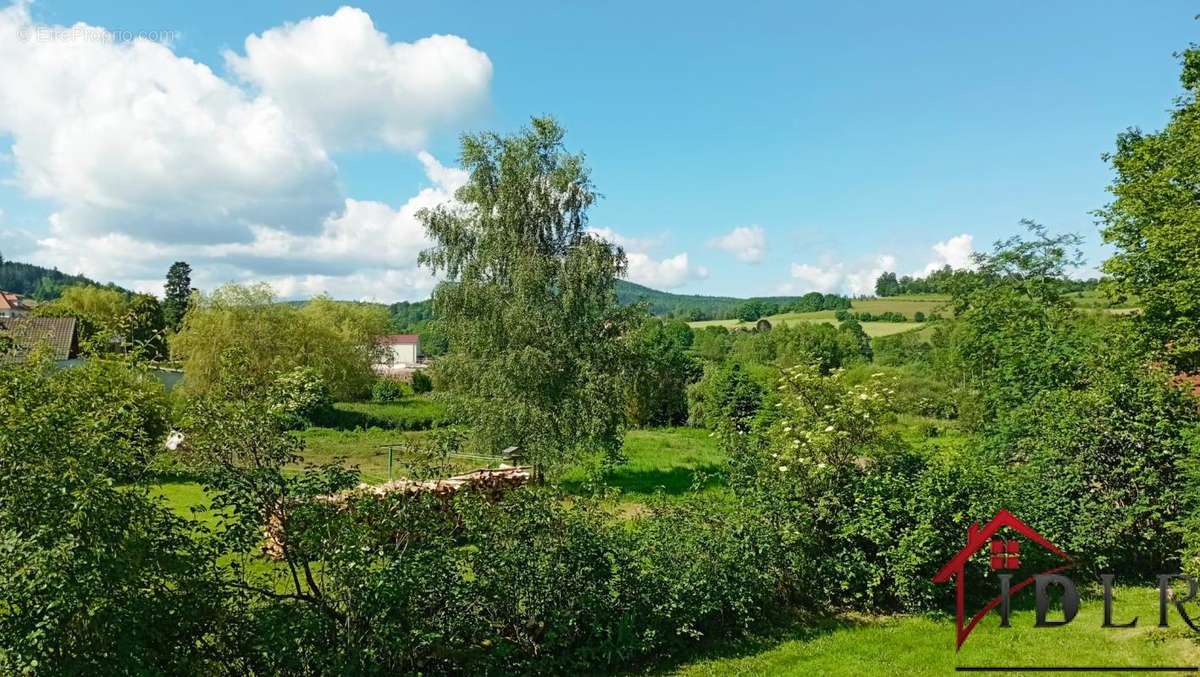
[0,291,31,319]
[373,334,422,376]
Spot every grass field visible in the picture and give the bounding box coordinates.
[674,586,1200,676]
[562,427,728,500]
[688,295,951,334]
[320,396,449,431]
[691,316,928,337]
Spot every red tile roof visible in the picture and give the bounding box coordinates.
[0,291,29,311]
[377,334,419,345]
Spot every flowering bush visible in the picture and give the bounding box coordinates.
[736,364,898,494]
[268,366,332,429]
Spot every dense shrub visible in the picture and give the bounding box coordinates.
[410,369,434,394]
[371,378,410,403]
[625,318,701,426]
[872,330,932,367]
[687,362,766,430]
[841,365,957,419]
[0,357,169,481]
[722,363,1004,612]
[247,486,783,674]
[269,366,333,429]
[991,351,1199,574]
[0,358,227,673]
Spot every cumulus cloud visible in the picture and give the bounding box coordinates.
[626,252,708,290]
[31,150,464,300]
[225,6,492,151]
[0,4,492,301]
[788,254,895,296]
[708,225,766,263]
[588,228,706,289]
[0,3,341,244]
[917,233,975,275]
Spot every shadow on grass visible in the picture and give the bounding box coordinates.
[630,612,868,676]
[561,463,727,498]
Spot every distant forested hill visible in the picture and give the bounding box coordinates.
[0,255,130,300]
[613,280,845,321]
[391,280,842,325]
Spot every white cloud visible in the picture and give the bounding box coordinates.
[588,227,706,289]
[788,254,895,296]
[708,225,766,264]
[916,233,975,275]
[0,3,341,244]
[626,252,708,289]
[0,4,492,301]
[30,150,463,301]
[225,6,492,151]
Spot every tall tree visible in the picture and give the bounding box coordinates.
[418,117,640,477]
[162,261,192,331]
[1099,48,1200,371]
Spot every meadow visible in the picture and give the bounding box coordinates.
[688,295,952,334]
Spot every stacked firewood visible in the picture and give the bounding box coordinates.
[263,465,532,559]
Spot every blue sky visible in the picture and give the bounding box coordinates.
[0,1,1195,300]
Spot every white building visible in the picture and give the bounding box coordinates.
[374,334,421,374]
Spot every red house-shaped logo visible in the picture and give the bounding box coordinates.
[932,509,1074,649]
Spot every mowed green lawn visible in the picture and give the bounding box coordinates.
[675,586,1200,676]
[562,427,728,500]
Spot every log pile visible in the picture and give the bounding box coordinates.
[346,465,532,501]
[263,465,532,559]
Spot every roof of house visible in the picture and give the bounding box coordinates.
[0,316,78,360]
[377,334,420,345]
[0,291,30,311]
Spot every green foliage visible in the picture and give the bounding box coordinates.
[871,329,932,367]
[0,357,169,482]
[726,321,872,373]
[737,299,777,322]
[692,325,734,362]
[371,377,410,402]
[722,364,1002,611]
[991,332,1199,574]
[171,284,390,401]
[162,261,192,332]
[688,362,766,431]
[269,366,332,429]
[937,223,1095,424]
[625,318,701,426]
[32,285,167,358]
[614,279,842,321]
[1099,48,1200,371]
[0,358,224,673]
[410,368,433,394]
[417,117,639,475]
[841,365,957,419]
